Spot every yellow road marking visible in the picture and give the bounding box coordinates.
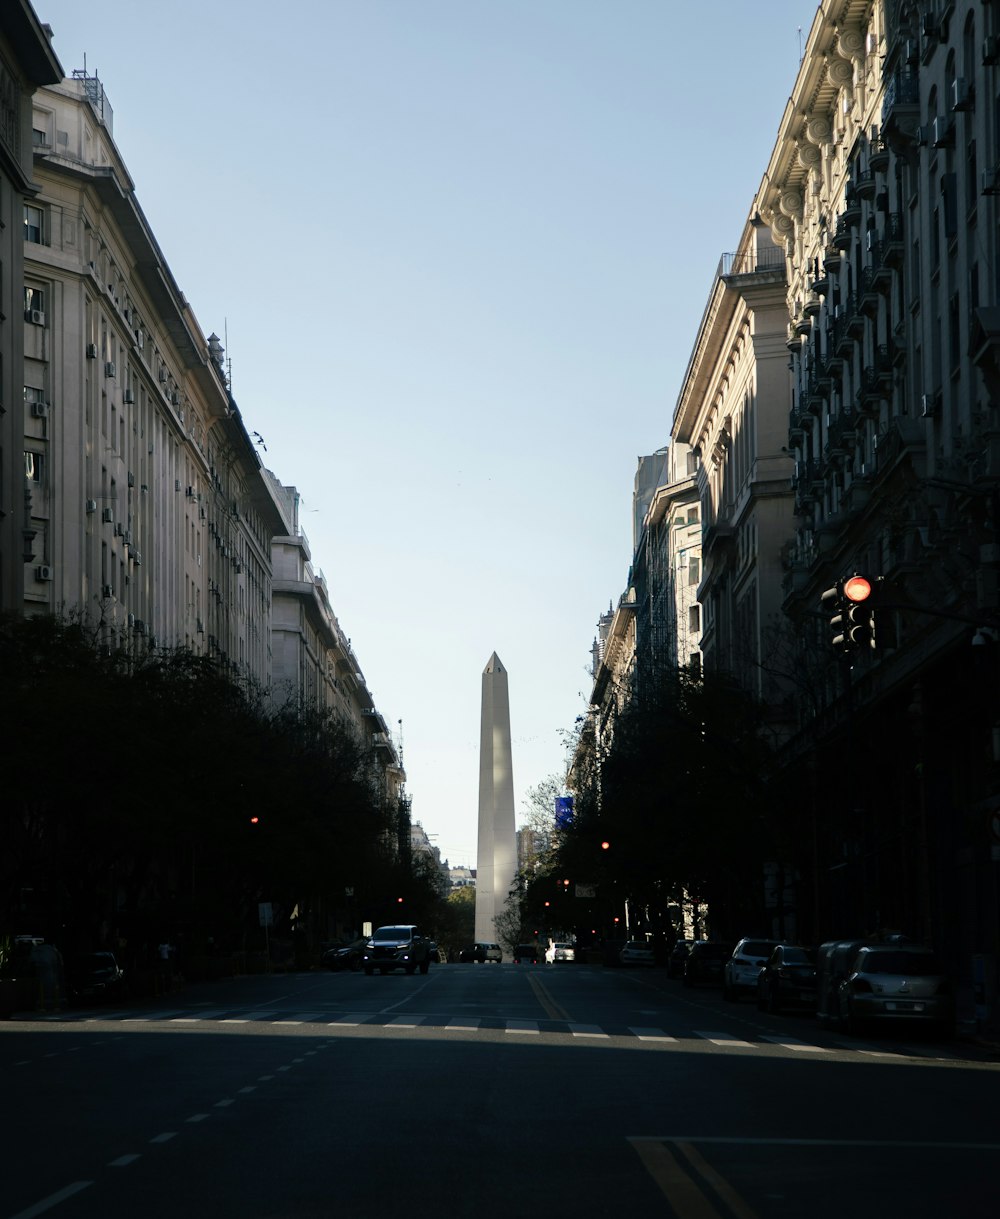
[676,1142,760,1219]
[629,1140,723,1218]
[527,972,571,1021]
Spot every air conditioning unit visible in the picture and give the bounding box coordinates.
[170,391,180,406]
[101,507,114,523]
[982,166,1000,196]
[921,13,938,39]
[196,618,205,634]
[932,115,955,147]
[198,507,206,520]
[186,485,195,497]
[28,309,45,325]
[124,389,135,404]
[115,523,124,537]
[105,361,116,378]
[127,471,135,487]
[984,35,1000,66]
[158,368,167,383]
[865,32,878,55]
[127,612,135,628]
[175,479,182,492]
[85,499,97,513]
[135,620,147,636]
[102,584,114,598]
[915,125,931,146]
[135,330,144,350]
[921,391,940,418]
[35,565,53,581]
[86,342,98,359]
[951,78,972,112]
[133,551,141,566]
[31,401,49,418]
[123,531,132,546]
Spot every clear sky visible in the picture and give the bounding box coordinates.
[38,0,816,866]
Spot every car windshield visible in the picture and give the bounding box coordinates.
[373,927,411,940]
[861,951,942,975]
[698,944,731,959]
[75,954,115,971]
[741,941,778,957]
[781,947,816,964]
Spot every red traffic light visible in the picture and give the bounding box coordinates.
[601,840,611,851]
[843,575,872,603]
[250,816,259,825]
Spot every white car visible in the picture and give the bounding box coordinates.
[619,941,656,967]
[723,937,782,1000]
[546,942,576,964]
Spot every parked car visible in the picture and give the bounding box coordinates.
[755,945,818,1012]
[683,941,733,987]
[458,942,501,963]
[546,942,576,964]
[362,925,431,975]
[723,938,783,1001]
[837,944,954,1036]
[815,938,868,1024]
[512,943,542,964]
[321,938,366,972]
[68,952,128,1004]
[619,941,656,967]
[667,939,695,978]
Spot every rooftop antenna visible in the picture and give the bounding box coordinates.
[224,317,233,392]
[398,718,404,768]
[798,25,803,63]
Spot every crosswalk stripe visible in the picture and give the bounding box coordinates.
[505,1020,539,1034]
[389,1016,421,1028]
[629,1027,678,1042]
[694,1031,757,1047]
[274,1014,324,1024]
[570,1023,608,1038]
[169,1010,228,1023]
[445,1018,481,1030]
[759,1036,828,1052]
[329,1014,367,1026]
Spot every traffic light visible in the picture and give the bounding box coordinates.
[820,574,877,653]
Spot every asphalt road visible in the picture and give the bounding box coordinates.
[4,962,999,1218]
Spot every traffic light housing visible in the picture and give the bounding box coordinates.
[821,574,877,654]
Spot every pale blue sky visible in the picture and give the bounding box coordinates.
[39,0,815,865]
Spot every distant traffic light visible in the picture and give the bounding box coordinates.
[250,815,260,825]
[600,840,611,851]
[821,574,878,654]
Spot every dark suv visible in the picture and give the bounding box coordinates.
[362,925,431,975]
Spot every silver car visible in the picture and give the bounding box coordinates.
[839,945,954,1035]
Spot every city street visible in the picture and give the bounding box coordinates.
[4,962,998,1218]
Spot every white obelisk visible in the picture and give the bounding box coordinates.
[475,653,517,944]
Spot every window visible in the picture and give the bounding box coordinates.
[24,205,44,244]
[31,128,47,147]
[687,507,699,524]
[24,451,44,482]
[688,557,700,586]
[24,286,45,323]
[688,605,701,633]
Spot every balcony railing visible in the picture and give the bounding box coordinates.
[718,246,786,278]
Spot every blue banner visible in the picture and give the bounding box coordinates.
[555,796,574,828]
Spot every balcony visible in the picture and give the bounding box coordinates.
[823,245,843,272]
[882,212,905,265]
[881,69,920,146]
[832,216,853,250]
[845,294,866,338]
[857,367,886,413]
[856,168,877,200]
[869,135,890,174]
[859,266,881,315]
[843,190,863,226]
